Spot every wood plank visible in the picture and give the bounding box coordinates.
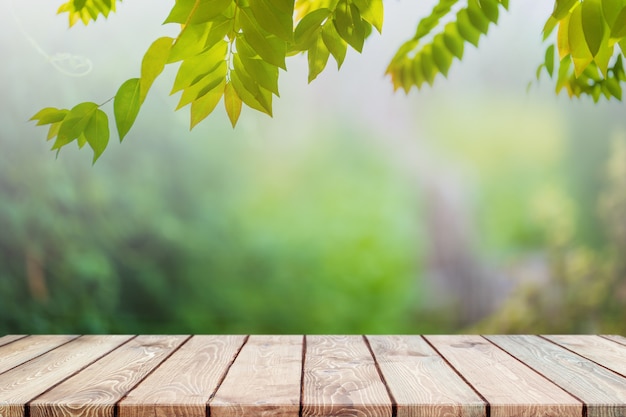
[119,335,246,417]
[30,335,188,417]
[488,335,626,417]
[602,335,626,347]
[0,335,133,417]
[210,335,302,417]
[546,335,626,377]
[367,335,486,417]
[425,335,581,417]
[0,335,28,348]
[0,335,78,375]
[302,335,392,417]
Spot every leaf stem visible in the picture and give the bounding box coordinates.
[99,96,114,107]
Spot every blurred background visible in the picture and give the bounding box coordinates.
[1,0,625,334]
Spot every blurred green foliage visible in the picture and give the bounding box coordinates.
[0,115,423,334]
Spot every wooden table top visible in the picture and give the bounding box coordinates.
[1,335,626,417]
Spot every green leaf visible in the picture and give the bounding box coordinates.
[47,122,62,140]
[140,37,174,103]
[239,7,287,69]
[467,0,490,34]
[557,13,571,58]
[432,35,453,77]
[249,0,293,41]
[322,22,348,68]
[307,34,331,82]
[176,60,228,109]
[581,0,605,56]
[334,1,366,52]
[443,22,464,59]
[84,108,109,163]
[611,7,626,38]
[168,23,212,63]
[294,8,331,50]
[478,0,499,23]
[556,54,572,93]
[190,79,226,128]
[552,0,578,20]
[568,4,593,75]
[114,78,141,141]
[411,55,426,89]
[233,53,273,114]
[545,44,555,77]
[30,107,69,126]
[224,81,242,127]
[420,45,438,85]
[165,0,233,24]
[171,40,228,93]
[457,9,481,47]
[55,102,98,148]
[237,37,280,95]
[603,0,626,29]
[352,0,383,33]
[543,16,559,40]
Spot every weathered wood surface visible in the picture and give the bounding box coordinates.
[1,335,626,417]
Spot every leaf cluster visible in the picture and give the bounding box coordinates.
[32,0,626,162]
[537,0,626,101]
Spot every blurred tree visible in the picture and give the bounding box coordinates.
[30,0,626,161]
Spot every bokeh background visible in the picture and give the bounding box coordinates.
[1,0,625,334]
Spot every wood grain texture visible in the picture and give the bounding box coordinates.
[302,335,392,417]
[30,335,188,417]
[489,335,626,417]
[0,335,133,417]
[367,335,486,417]
[425,335,581,417]
[119,335,246,417]
[602,335,626,347]
[0,335,27,349]
[546,335,626,377]
[0,335,78,375]
[210,335,302,417]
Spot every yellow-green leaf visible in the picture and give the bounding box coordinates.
[190,79,225,128]
[432,35,453,77]
[237,37,280,95]
[457,9,481,47]
[84,108,109,163]
[322,22,348,68]
[224,81,242,127]
[114,78,141,141]
[557,13,571,58]
[239,8,287,69]
[307,34,331,82]
[165,0,233,24]
[140,37,174,103]
[420,45,438,85]
[602,0,626,29]
[568,4,593,76]
[443,22,464,59]
[30,107,69,126]
[611,7,626,38]
[47,122,63,141]
[171,40,228,94]
[294,8,331,50]
[55,102,98,148]
[552,0,578,20]
[249,0,293,41]
[352,0,383,33]
[478,0,499,23]
[581,0,605,56]
[467,0,490,34]
[545,44,555,77]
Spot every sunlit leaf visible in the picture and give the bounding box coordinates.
[478,0,499,23]
[307,34,331,82]
[114,78,141,141]
[581,0,605,56]
[190,79,226,128]
[249,0,293,41]
[224,81,242,127]
[84,108,109,163]
[239,7,287,69]
[55,102,98,148]
[30,107,69,126]
[237,38,280,95]
[47,122,62,141]
[443,22,464,59]
[552,0,578,20]
[467,0,490,34]
[352,0,384,33]
[294,8,331,50]
[457,9,481,47]
[611,7,626,38]
[165,0,233,25]
[322,22,348,68]
[334,1,366,52]
[140,37,174,103]
[171,40,228,93]
[411,55,426,89]
[568,4,593,76]
[602,0,626,29]
[557,13,571,58]
[543,16,558,40]
[432,35,453,77]
[176,61,227,109]
[232,54,273,114]
[545,44,555,77]
[168,23,212,63]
